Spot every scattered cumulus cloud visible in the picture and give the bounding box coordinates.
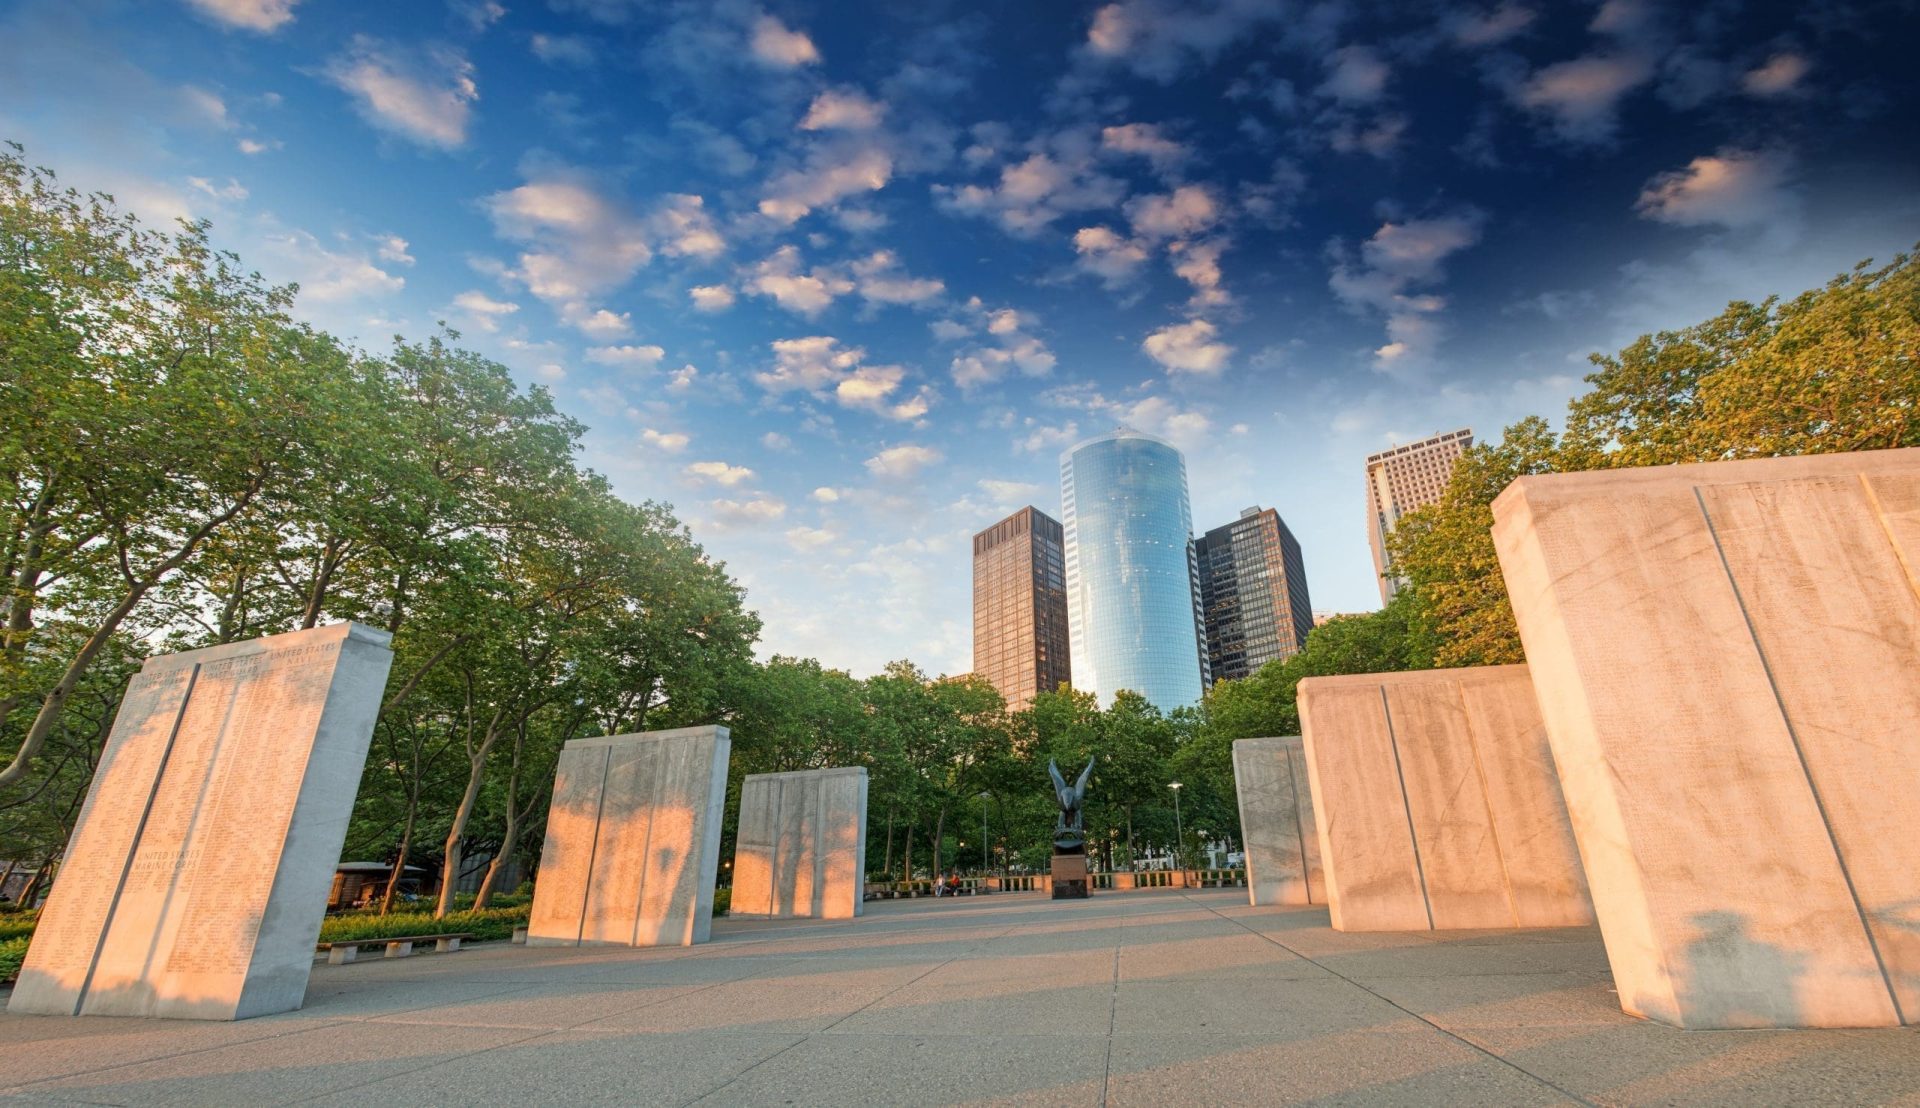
[1445,4,1536,48]
[1513,53,1654,145]
[587,343,667,369]
[948,301,1057,389]
[642,428,690,452]
[744,245,854,316]
[325,37,479,150]
[185,0,299,32]
[1328,209,1486,372]
[531,33,597,66]
[686,460,756,486]
[1142,318,1233,374]
[1125,184,1221,239]
[800,89,885,131]
[1318,46,1390,104]
[1073,225,1151,285]
[850,250,945,306]
[1100,123,1190,176]
[759,145,893,224]
[450,289,519,330]
[1635,148,1798,231]
[1081,0,1287,83]
[864,443,942,479]
[689,284,736,311]
[1742,53,1810,98]
[483,168,652,325]
[262,228,406,301]
[750,14,821,68]
[710,496,788,527]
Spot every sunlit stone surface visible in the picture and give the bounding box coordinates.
[1493,448,1920,1029]
[8,623,394,1021]
[1297,665,1593,934]
[1232,737,1322,907]
[526,725,730,948]
[732,767,867,920]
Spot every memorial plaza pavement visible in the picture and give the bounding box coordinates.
[3,889,1917,1107]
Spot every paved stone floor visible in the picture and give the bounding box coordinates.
[3,890,1917,1106]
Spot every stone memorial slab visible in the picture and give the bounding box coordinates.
[8,623,393,1021]
[731,767,868,920]
[1492,448,1920,1029]
[526,725,729,947]
[1231,737,1323,907]
[1297,665,1593,933]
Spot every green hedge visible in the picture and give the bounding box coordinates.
[0,912,37,943]
[317,905,530,945]
[0,937,27,985]
[712,887,730,917]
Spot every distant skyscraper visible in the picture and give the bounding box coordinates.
[1061,428,1208,711]
[1365,427,1473,604]
[971,506,1071,712]
[1195,507,1313,682]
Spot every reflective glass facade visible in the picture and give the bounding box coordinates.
[1061,429,1207,711]
[1195,507,1313,682]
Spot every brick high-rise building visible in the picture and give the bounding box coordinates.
[1195,507,1313,683]
[1365,427,1473,603]
[971,506,1071,712]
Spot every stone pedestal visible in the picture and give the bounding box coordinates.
[1298,666,1593,933]
[1492,448,1920,1029]
[732,767,868,920]
[8,624,393,1020]
[1050,851,1088,899]
[1231,737,1323,907]
[526,725,729,948]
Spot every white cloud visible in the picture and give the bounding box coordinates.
[800,89,885,131]
[1125,184,1221,240]
[1081,0,1288,83]
[689,284,736,311]
[450,289,520,331]
[929,319,972,341]
[1073,225,1151,286]
[835,363,934,421]
[1319,46,1389,104]
[744,245,853,316]
[180,87,232,130]
[325,37,478,150]
[483,168,653,321]
[933,139,1127,238]
[1514,53,1653,145]
[786,526,837,550]
[1100,123,1190,176]
[1168,238,1230,309]
[262,229,405,301]
[567,307,632,338]
[1635,149,1798,231]
[750,14,820,68]
[757,335,864,394]
[686,460,756,487]
[851,250,945,306]
[1328,209,1485,371]
[642,428,689,452]
[650,194,724,258]
[374,233,414,265]
[759,145,893,225]
[236,138,278,155]
[1143,318,1233,374]
[185,0,299,32]
[812,486,843,503]
[864,444,942,479]
[1742,53,1811,98]
[187,176,249,202]
[1445,4,1535,48]
[710,496,788,527]
[586,343,667,369]
[761,432,792,450]
[978,478,1043,507]
[665,364,700,393]
[948,300,1056,389]
[531,33,597,66]
[535,363,566,381]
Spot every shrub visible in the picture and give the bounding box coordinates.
[317,905,529,945]
[0,912,36,943]
[711,888,730,917]
[0,937,28,985]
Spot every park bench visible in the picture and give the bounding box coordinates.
[317,932,473,965]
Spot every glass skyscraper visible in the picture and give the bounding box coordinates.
[1060,428,1208,711]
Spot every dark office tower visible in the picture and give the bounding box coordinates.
[1194,507,1314,683]
[972,506,1071,712]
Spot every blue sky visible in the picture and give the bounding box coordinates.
[6,0,1918,677]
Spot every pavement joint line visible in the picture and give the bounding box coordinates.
[672,920,1027,1107]
[1186,891,1603,1108]
[1099,934,1120,1108]
[0,1018,354,1096]
[278,1025,562,1108]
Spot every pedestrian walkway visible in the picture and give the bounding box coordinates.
[3,890,1916,1105]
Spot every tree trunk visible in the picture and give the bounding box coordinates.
[435,706,508,917]
[932,806,947,880]
[902,825,913,886]
[473,725,528,911]
[381,802,417,915]
[0,858,18,902]
[300,534,347,629]
[19,855,55,907]
[882,808,894,881]
[1126,807,1136,871]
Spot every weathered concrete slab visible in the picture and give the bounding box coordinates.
[1297,665,1593,933]
[8,623,393,1021]
[526,725,729,948]
[1492,447,1920,1029]
[732,767,868,920]
[1231,737,1322,906]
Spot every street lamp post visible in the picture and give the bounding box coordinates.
[1168,781,1184,872]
